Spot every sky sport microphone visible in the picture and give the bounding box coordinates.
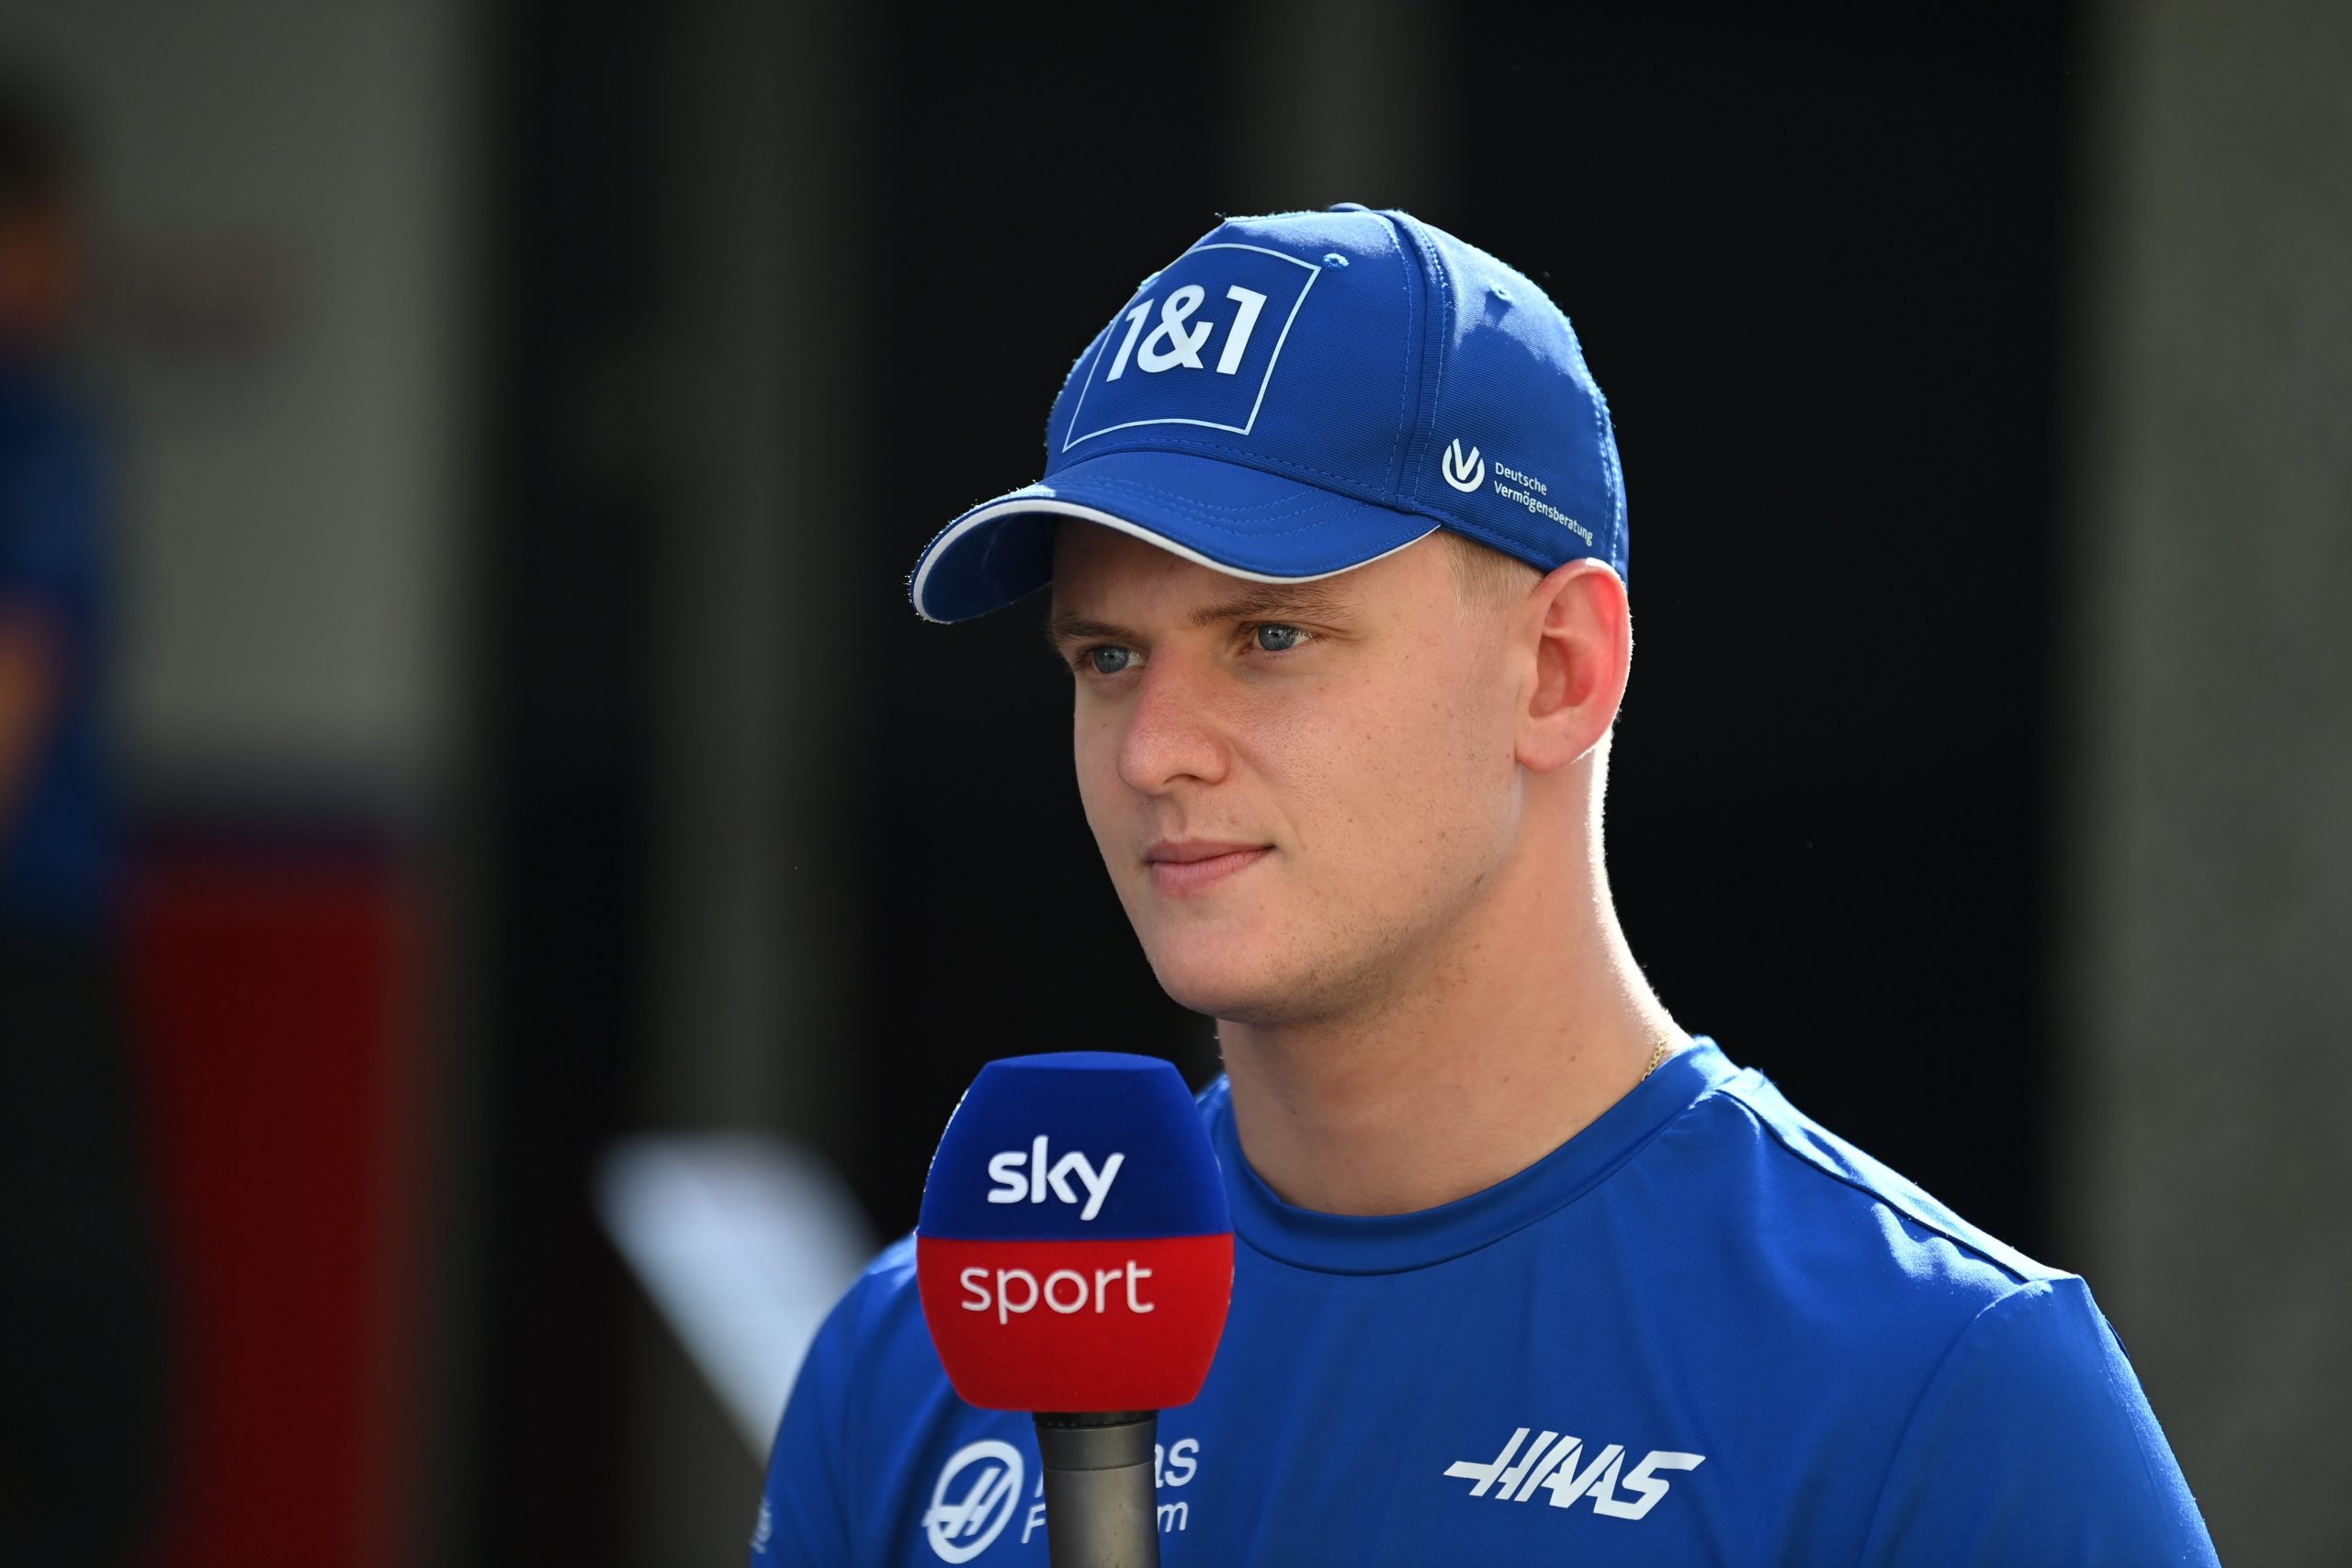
[917,1052,1233,1567]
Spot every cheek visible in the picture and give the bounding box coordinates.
[1072,713,1128,843]
[1280,654,1507,883]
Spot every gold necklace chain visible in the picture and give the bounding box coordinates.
[1640,1035,1674,1081]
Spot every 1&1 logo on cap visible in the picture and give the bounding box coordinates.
[1059,243,1323,451]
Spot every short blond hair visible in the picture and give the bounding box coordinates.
[1439,529,1541,614]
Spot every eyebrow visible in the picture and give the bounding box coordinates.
[1044,579,1357,649]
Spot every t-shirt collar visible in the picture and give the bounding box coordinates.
[1207,1036,1740,1274]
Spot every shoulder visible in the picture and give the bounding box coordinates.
[789,1233,943,1436]
[1601,1053,2098,1416]
[1668,1058,2059,1292]
[772,1235,968,1513]
[815,1232,928,1371]
[1698,1062,2055,1279]
[1651,1059,2214,1555]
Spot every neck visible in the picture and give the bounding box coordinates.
[1216,791,1681,1218]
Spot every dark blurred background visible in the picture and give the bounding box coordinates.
[0,0,2343,1563]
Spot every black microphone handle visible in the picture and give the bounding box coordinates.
[1033,1410,1161,1568]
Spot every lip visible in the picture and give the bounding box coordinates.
[1144,840,1272,897]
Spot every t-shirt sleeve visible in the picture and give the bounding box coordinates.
[749,1277,866,1567]
[1860,1275,2219,1567]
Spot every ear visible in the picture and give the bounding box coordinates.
[1514,559,1631,774]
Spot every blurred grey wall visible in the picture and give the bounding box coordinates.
[2057,2,2352,1562]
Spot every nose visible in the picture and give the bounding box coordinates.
[1114,651,1230,795]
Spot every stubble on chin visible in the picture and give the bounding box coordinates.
[1140,904,1417,1032]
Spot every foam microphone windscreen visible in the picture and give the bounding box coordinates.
[916,1052,1233,1413]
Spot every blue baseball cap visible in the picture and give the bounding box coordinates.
[907,204,1627,623]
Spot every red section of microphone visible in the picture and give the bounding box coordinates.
[917,1234,1233,1412]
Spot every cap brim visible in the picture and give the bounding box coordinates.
[908,449,1441,624]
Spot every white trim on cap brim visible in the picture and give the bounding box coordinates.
[911,497,1443,624]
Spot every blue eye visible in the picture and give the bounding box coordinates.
[1253,624,1309,652]
[1086,646,1136,675]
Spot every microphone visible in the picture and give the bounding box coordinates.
[917,1053,1233,1567]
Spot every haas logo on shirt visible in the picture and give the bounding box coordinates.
[1445,1425,1705,1520]
[924,1439,1023,1562]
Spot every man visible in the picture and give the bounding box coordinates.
[755,206,2217,1563]
[0,77,168,1566]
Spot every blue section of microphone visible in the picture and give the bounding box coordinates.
[917,1052,1230,1243]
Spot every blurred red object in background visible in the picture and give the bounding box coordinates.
[130,837,425,1568]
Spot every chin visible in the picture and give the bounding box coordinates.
[1138,924,1329,1026]
[1138,928,1274,1018]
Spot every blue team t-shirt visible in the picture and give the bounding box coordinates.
[754,1039,2217,1565]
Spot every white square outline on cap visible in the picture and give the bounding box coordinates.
[1059,243,1322,452]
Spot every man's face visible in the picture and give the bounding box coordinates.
[1047,523,1527,1027]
